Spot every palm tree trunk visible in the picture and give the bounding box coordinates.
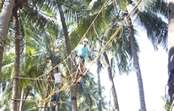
[0,0,14,77]
[97,58,102,111]
[11,5,20,111]
[131,41,147,111]
[131,46,146,111]
[127,15,147,111]
[19,88,24,111]
[57,3,71,55]
[57,3,78,111]
[168,0,174,104]
[103,52,119,111]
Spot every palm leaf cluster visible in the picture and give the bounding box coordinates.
[139,0,168,48]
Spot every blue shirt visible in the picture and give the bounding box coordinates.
[75,45,89,59]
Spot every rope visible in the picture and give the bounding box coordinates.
[9,0,143,104]
[11,71,77,81]
[23,0,142,81]
[40,25,123,104]
[12,25,121,105]
[34,0,143,104]
[38,0,141,79]
[35,0,110,79]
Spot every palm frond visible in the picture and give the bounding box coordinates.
[118,0,128,11]
[138,11,167,48]
[144,0,168,18]
[78,74,102,110]
[21,5,57,31]
[70,3,114,49]
[110,24,137,73]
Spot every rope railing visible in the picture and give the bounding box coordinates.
[10,0,142,82]
[37,0,142,79]
[34,0,110,79]
[11,25,122,105]
[9,0,143,105]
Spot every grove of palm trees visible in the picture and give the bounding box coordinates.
[0,0,172,111]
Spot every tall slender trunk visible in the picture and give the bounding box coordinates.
[131,45,146,111]
[131,40,147,111]
[19,88,24,111]
[168,0,174,104]
[127,14,147,111]
[11,5,20,111]
[57,3,71,55]
[103,52,119,111]
[97,58,102,111]
[57,3,78,111]
[0,0,14,77]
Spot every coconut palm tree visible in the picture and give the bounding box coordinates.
[0,0,59,76]
[11,3,21,110]
[57,1,79,110]
[10,0,57,110]
[103,52,120,111]
[136,0,169,108]
[0,0,14,76]
[0,1,58,108]
[116,0,168,110]
[127,12,147,111]
[117,1,147,111]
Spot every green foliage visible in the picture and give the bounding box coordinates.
[85,0,93,4]
[78,73,106,111]
[2,0,166,110]
[165,101,171,111]
[23,101,38,111]
[0,0,3,12]
[100,19,134,73]
[70,2,114,50]
[41,4,55,17]
[21,6,57,30]
[118,0,128,11]
[2,53,15,65]
[0,81,13,111]
[1,53,15,80]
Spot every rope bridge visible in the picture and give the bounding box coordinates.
[9,0,143,108]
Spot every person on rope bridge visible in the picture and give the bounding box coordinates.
[51,68,62,110]
[73,38,91,84]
